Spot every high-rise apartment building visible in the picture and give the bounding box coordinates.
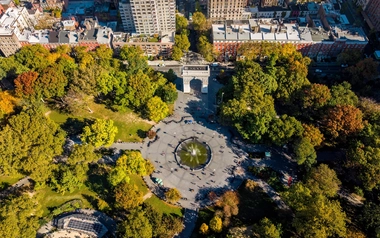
[119,0,175,35]
[207,0,248,20]
[364,0,380,31]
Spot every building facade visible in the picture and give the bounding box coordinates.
[119,0,175,35]
[207,0,248,20]
[364,0,380,31]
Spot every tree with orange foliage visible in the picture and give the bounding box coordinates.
[14,71,39,97]
[324,105,364,141]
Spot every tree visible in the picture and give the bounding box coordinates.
[252,217,282,238]
[302,124,324,147]
[192,12,207,32]
[165,188,181,203]
[175,33,190,52]
[0,108,66,183]
[328,82,358,107]
[115,70,155,109]
[293,138,317,167]
[347,142,380,191]
[0,195,42,238]
[176,14,188,33]
[299,83,331,109]
[197,35,215,62]
[118,208,152,238]
[171,46,183,61]
[337,49,362,65]
[67,144,98,165]
[215,191,240,226]
[146,96,169,122]
[360,202,380,237]
[0,91,18,118]
[116,151,154,176]
[199,223,209,235]
[306,164,341,197]
[35,66,68,98]
[119,45,148,73]
[114,182,143,210]
[81,119,118,147]
[209,216,223,233]
[267,115,303,145]
[156,83,178,104]
[14,71,39,98]
[14,44,51,71]
[283,184,347,238]
[50,165,83,194]
[324,105,363,141]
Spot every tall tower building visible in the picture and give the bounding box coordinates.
[207,0,248,20]
[119,0,176,35]
[364,0,380,31]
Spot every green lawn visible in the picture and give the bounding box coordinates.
[46,100,153,142]
[0,174,24,186]
[129,174,148,194]
[36,186,97,216]
[144,195,183,217]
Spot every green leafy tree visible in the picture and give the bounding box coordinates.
[67,144,98,165]
[197,35,214,62]
[292,195,346,238]
[209,216,223,233]
[171,46,183,61]
[347,142,380,191]
[165,188,182,203]
[252,217,282,238]
[115,70,155,109]
[108,166,130,187]
[283,184,347,238]
[156,83,178,104]
[329,82,358,107]
[302,124,324,147]
[50,165,83,194]
[192,12,207,32]
[175,33,190,52]
[176,14,188,33]
[146,96,169,122]
[114,182,143,210]
[0,108,65,183]
[118,208,152,238]
[267,115,303,145]
[35,66,68,98]
[360,202,380,237]
[119,45,148,73]
[116,151,154,176]
[81,119,118,147]
[293,138,317,167]
[306,164,341,197]
[0,195,42,238]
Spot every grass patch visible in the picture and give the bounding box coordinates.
[35,186,97,217]
[129,174,148,194]
[46,100,153,142]
[0,174,24,187]
[144,195,183,216]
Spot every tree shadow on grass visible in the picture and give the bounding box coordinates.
[60,117,89,136]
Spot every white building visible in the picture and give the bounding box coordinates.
[119,0,175,35]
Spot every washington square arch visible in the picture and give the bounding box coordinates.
[181,65,210,94]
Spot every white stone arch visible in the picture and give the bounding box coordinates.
[181,65,210,94]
